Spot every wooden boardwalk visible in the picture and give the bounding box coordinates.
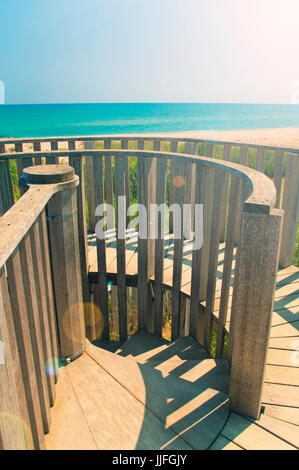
[44,234,299,450]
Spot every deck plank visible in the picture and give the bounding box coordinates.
[66,353,192,450]
[221,413,296,450]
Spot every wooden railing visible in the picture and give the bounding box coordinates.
[0,135,298,267]
[0,165,86,449]
[0,135,290,448]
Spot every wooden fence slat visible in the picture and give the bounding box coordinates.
[104,140,114,230]
[240,146,249,166]
[206,143,214,158]
[46,141,59,164]
[92,154,109,340]
[38,212,59,384]
[154,158,167,336]
[6,250,45,449]
[256,147,266,172]
[137,157,149,331]
[189,163,202,339]
[85,141,96,232]
[273,150,284,209]
[171,160,187,340]
[33,142,42,166]
[215,175,242,358]
[0,266,32,450]
[219,144,232,241]
[279,153,299,267]
[199,166,215,301]
[115,155,128,342]
[19,233,51,434]
[31,219,56,405]
[69,154,90,313]
[0,159,14,214]
[121,139,130,227]
[169,141,178,232]
[203,170,226,351]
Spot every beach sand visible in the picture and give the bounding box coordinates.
[154,127,299,149]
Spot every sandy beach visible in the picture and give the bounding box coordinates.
[154,127,299,149]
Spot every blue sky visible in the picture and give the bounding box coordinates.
[1,0,299,104]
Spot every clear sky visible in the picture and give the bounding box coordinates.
[1,0,299,104]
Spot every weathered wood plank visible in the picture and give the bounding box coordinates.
[279,153,299,267]
[172,160,187,340]
[93,155,110,340]
[85,141,96,232]
[104,139,114,229]
[0,266,33,450]
[6,250,45,449]
[115,155,128,342]
[38,212,59,384]
[19,233,51,434]
[221,413,296,450]
[204,170,226,351]
[30,221,56,406]
[229,208,283,419]
[216,175,242,358]
[154,158,167,336]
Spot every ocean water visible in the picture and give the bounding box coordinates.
[0,103,298,138]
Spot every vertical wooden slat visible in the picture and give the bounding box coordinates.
[121,139,130,227]
[239,146,249,166]
[104,139,114,230]
[6,250,45,449]
[219,144,232,241]
[199,166,215,301]
[19,233,51,434]
[46,141,59,164]
[33,142,42,166]
[0,158,14,214]
[256,147,265,173]
[147,157,157,280]
[169,141,178,232]
[203,171,226,351]
[279,153,299,267]
[38,212,59,384]
[93,155,110,340]
[171,159,187,340]
[0,266,33,450]
[85,141,96,232]
[215,175,242,358]
[15,143,25,185]
[206,143,214,158]
[154,158,167,337]
[137,156,149,331]
[189,163,202,339]
[69,154,90,314]
[115,155,127,342]
[153,140,160,151]
[273,150,284,208]
[30,221,56,406]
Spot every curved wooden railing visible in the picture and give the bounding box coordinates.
[0,136,290,448]
[0,134,298,267]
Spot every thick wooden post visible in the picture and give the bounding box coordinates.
[229,207,283,419]
[22,165,86,362]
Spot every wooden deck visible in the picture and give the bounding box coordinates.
[44,235,299,450]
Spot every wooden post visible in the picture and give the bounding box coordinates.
[22,165,86,362]
[229,207,283,419]
[279,153,299,267]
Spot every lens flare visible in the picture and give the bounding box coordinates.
[0,412,34,450]
[172,175,185,188]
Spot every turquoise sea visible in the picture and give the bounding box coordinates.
[0,103,298,138]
